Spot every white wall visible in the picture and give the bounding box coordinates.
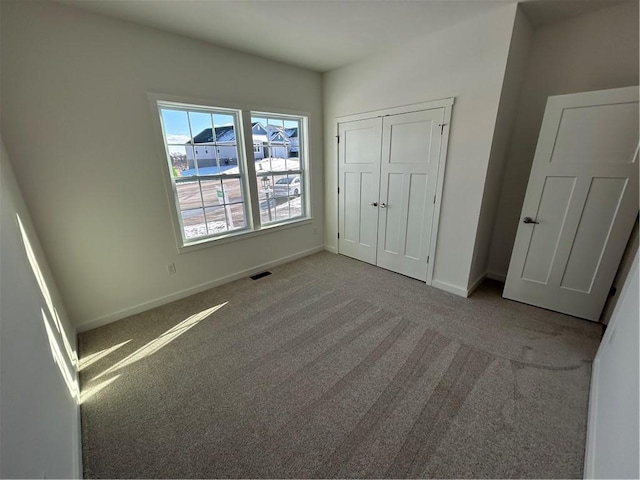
[323,4,518,295]
[0,0,324,329]
[469,6,533,287]
[584,251,639,479]
[488,1,640,278]
[0,138,81,478]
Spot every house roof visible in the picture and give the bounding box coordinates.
[252,122,268,135]
[188,122,297,145]
[285,127,298,138]
[187,126,235,144]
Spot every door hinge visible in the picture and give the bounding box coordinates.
[338,187,340,194]
[438,123,448,135]
[336,135,340,143]
[427,255,430,264]
[338,232,340,239]
[609,286,617,297]
[433,195,436,204]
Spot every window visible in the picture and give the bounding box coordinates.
[251,114,304,224]
[156,101,308,247]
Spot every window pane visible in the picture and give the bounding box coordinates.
[259,194,277,224]
[168,145,190,178]
[252,117,268,127]
[194,145,217,170]
[272,174,291,198]
[289,195,303,218]
[251,120,265,165]
[204,206,228,234]
[161,109,191,145]
[267,118,284,129]
[215,141,238,170]
[205,205,244,232]
[284,120,300,170]
[222,177,243,204]
[213,114,234,128]
[188,112,213,144]
[200,178,222,207]
[176,180,203,210]
[228,203,247,230]
[181,209,207,239]
[255,155,272,173]
[267,141,287,164]
[261,173,303,224]
[285,157,300,171]
[176,145,196,176]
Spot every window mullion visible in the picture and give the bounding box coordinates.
[185,114,199,176]
[240,110,261,229]
[197,178,209,235]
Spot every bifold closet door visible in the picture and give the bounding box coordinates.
[337,117,382,264]
[376,108,444,281]
[338,107,444,282]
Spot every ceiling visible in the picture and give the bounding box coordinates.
[56,0,625,73]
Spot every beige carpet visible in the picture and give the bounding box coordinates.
[78,252,602,478]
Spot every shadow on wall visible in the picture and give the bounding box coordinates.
[18,210,229,404]
[17,213,79,401]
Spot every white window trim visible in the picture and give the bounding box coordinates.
[147,92,313,252]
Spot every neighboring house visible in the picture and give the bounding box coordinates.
[185,122,297,168]
[252,122,295,159]
[185,125,238,169]
[265,127,289,158]
[251,122,268,160]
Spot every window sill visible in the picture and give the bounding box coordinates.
[177,217,314,254]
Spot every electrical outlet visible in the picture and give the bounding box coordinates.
[167,262,176,275]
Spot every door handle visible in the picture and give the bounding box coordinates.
[369,202,378,207]
[380,203,387,208]
[523,216,539,224]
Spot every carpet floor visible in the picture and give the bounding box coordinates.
[78,252,603,478]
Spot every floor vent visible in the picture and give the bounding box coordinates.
[250,271,272,280]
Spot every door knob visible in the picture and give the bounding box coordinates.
[369,202,378,207]
[380,203,387,208]
[523,216,539,224]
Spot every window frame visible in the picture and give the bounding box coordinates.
[250,111,307,227]
[149,94,312,252]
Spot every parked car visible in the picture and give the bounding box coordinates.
[273,176,301,197]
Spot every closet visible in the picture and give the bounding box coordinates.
[337,99,452,283]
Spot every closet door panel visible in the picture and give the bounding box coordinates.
[338,118,382,264]
[377,109,444,281]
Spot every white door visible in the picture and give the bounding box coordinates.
[338,117,382,264]
[504,86,639,321]
[377,109,444,281]
[338,105,447,282]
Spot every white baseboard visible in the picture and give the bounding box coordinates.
[432,273,489,298]
[431,279,469,298]
[324,244,337,254]
[76,246,325,332]
[486,270,507,282]
[584,356,601,479]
